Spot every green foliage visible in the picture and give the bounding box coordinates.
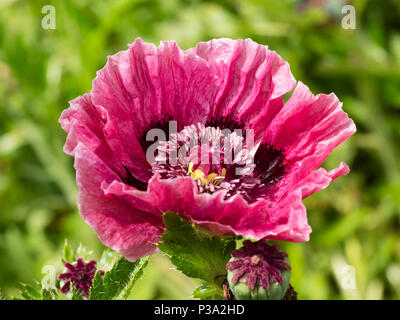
[0,0,400,299]
[41,288,59,301]
[62,239,74,263]
[158,212,236,283]
[0,289,6,300]
[19,283,41,300]
[158,212,236,299]
[16,281,59,300]
[71,285,84,300]
[192,283,224,300]
[90,256,149,300]
[11,243,148,300]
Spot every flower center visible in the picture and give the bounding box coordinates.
[152,123,253,191]
[188,162,226,186]
[250,254,261,265]
[151,123,287,202]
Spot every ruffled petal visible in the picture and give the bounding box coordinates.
[72,140,312,257]
[73,143,163,261]
[267,82,356,174]
[192,191,311,242]
[73,143,121,196]
[262,82,356,200]
[60,94,126,179]
[78,191,162,261]
[297,161,350,199]
[69,38,215,183]
[263,191,311,242]
[111,174,311,242]
[192,38,296,139]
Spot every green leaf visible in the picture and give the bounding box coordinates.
[17,281,59,300]
[121,258,149,299]
[89,256,149,300]
[41,288,58,300]
[19,283,41,300]
[62,239,74,263]
[157,212,236,285]
[90,271,105,300]
[0,288,7,300]
[193,283,224,300]
[71,285,84,300]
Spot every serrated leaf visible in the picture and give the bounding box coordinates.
[90,256,149,300]
[41,288,58,300]
[71,285,84,300]
[157,212,236,285]
[90,270,106,300]
[121,258,149,299]
[193,283,224,300]
[18,281,59,300]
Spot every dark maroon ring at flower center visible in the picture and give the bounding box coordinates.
[148,122,287,202]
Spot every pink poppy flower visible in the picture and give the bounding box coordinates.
[60,38,356,261]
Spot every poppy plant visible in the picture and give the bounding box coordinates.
[58,258,104,298]
[226,240,290,292]
[60,38,356,261]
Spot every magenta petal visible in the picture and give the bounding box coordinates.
[251,97,285,140]
[78,191,161,261]
[60,94,126,179]
[90,38,215,181]
[192,38,295,138]
[297,161,350,199]
[71,142,312,252]
[135,175,310,242]
[73,143,163,261]
[267,82,356,174]
[73,143,121,196]
[261,82,356,201]
[265,191,311,242]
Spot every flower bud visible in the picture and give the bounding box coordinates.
[226,240,291,300]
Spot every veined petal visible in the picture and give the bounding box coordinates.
[86,38,214,182]
[192,38,296,139]
[261,82,356,201]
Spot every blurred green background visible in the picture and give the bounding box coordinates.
[0,0,400,299]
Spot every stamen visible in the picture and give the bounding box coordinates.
[151,123,286,203]
[187,162,227,186]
